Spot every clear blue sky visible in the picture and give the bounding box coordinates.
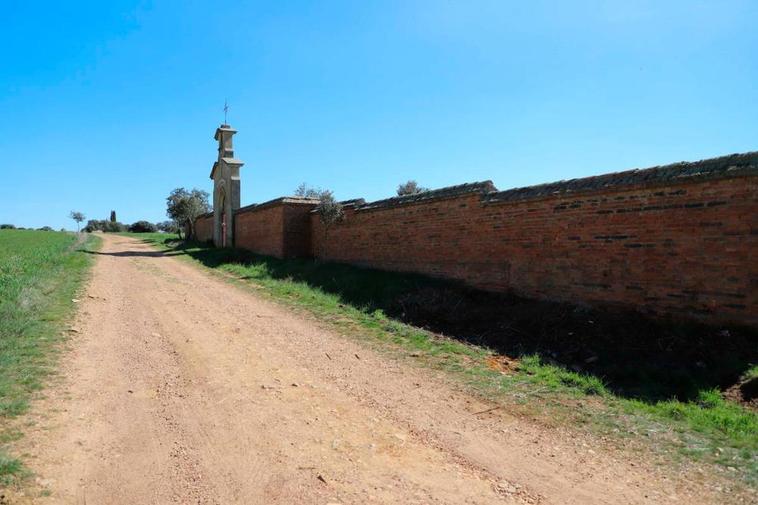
[1,1,756,230]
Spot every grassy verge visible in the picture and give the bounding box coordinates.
[134,233,757,487]
[0,230,100,486]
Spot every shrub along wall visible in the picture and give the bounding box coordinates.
[309,153,757,326]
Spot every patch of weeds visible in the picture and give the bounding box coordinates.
[0,454,23,486]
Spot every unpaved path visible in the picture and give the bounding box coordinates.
[8,234,729,504]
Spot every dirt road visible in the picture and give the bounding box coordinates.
[9,234,725,504]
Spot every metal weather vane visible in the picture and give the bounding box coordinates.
[223,99,229,125]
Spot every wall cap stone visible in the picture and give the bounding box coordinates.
[483,151,758,205]
[237,196,321,215]
[340,198,367,208]
[226,150,757,218]
[353,181,496,212]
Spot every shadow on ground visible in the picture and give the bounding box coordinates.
[84,250,175,258]
[136,237,758,405]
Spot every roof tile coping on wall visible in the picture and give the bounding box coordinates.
[236,196,321,215]
[307,199,367,214]
[347,181,498,212]
[224,150,756,218]
[483,151,758,205]
[339,198,367,208]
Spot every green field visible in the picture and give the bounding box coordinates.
[0,230,99,485]
[135,233,757,487]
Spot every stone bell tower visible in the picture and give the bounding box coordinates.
[209,124,244,247]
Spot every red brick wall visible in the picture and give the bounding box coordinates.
[232,199,318,258]
[282,202,318,258]
[234,204,285,257]
[194,214,213,243]
[311,175,757,326]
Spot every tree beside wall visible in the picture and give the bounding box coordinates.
[315,190,344,258]
[397,180,428,196]
[294,183,322,199]
[166,187,210,240]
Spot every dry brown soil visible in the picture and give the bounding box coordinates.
[4,235,735,504]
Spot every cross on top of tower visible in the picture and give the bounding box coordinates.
[223,99,229,126]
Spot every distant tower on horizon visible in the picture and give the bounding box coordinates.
[209,123,244,247]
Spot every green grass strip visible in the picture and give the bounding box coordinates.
[0,230,100,486]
